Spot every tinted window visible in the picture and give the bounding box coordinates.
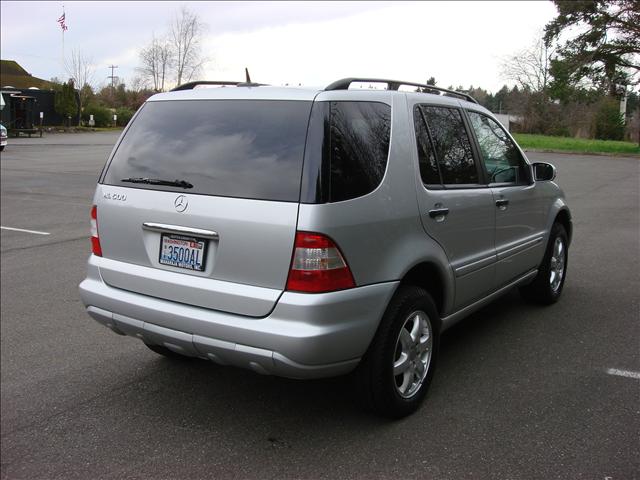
[329,102,391,202]
[420,106,478,185]
[413,107,441,185]
[467,111,529,184]
[299,102,331,203]
[103,100,312,202]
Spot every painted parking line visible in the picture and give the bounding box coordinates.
[606,368,640,380]
[0,226,51,236]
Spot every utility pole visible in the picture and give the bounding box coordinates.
[108,65,119,89]
[618,84,628,125]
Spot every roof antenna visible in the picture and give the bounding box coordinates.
[245,68,251,83]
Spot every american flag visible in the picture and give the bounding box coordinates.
[57,12,68,31]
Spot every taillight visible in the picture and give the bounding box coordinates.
[90,205,102,257]
[286,231,355,293]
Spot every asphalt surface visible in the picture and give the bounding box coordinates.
[1,132,639,479]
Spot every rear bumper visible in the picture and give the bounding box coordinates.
[79,255,398,379]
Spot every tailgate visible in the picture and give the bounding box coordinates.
[94,98,311,317]
[95,185,298,317]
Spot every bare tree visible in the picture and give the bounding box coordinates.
[137,35,173,92]
[129,75,148,93]
[170,6,206,86]
[500,35,554,93]
[65,49,95,125]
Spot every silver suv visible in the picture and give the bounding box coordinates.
[79,77,572,417]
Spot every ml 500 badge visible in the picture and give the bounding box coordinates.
[103,192,127,201]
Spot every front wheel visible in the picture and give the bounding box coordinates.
[355,286,439,418]
[520,222,568,304]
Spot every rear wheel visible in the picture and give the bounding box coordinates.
[520,222,568,304]
[355,285,439,418]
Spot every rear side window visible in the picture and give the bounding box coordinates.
[300,101,391,203]
[417,105,478,185]
[102,100,312,202]
[413,107,440,186]
[330,102,391,202]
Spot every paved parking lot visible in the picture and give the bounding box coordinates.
[1,132,638,479]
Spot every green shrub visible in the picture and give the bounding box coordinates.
[54,81,78,126]
[115,107,134,126]
[594,98,625,141]
[82,104,112,127]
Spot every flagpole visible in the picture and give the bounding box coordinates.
[61,4,65,79]
[57,4,68,80]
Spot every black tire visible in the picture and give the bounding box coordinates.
[144,342,191,360]
[355,285,439,418]
[520,222,569,305]
[0,146,5,152]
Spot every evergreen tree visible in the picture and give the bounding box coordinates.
[544,0,639,96]
[54,80,78,127]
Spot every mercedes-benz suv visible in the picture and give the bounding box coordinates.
[79,77,572,417]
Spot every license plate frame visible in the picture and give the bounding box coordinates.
[158,233,208,272]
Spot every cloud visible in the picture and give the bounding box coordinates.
[1,1,556,92]
[203,1,556,91]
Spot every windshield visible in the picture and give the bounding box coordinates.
[102,100,313,202]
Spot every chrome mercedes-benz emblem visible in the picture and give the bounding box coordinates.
[174,195,188,212]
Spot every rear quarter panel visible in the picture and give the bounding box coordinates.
[296,93,455,314]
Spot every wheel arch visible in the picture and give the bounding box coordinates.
[398,261,450,322]
[554,208,572,245]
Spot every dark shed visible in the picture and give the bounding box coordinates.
[0,60,80,131]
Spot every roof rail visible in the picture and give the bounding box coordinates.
[170,80,267,91]
[324,77,479,104]
[171,68,266,91]
[171,81,244,91]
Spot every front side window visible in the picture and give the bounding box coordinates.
[419,106,478,185]
[467,111,529,185]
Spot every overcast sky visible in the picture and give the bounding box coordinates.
[1,1,557,92]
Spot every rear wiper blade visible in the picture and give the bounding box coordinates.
[121,177,193,189]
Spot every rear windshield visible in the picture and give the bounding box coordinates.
[102,100,312,202]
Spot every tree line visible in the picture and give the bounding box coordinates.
[430,1,638,142]
[500,0,639,141]
[51,1,638,142]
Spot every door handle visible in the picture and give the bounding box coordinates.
[495,199,509,210]
[428,207,450,219]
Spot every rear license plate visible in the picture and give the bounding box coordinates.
[159,234,207,271]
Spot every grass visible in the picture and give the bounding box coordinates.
[513,133,640,156]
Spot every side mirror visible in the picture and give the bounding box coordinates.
[533,162,556,182]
